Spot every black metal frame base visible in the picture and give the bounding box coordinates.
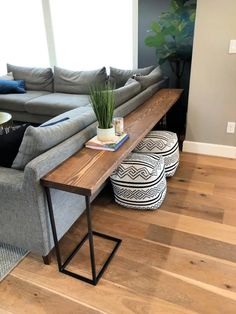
[45,187,121,286]
[60,231,121,285]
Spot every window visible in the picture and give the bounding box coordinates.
[0,0,137,74]
[0,0,49,73]
[49,0,136,70]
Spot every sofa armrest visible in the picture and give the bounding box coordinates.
[24,122,97,183]
[0,167,24,192]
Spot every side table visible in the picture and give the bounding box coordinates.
[0,112,12,128]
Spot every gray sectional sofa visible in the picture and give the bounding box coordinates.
[0,64,168,261]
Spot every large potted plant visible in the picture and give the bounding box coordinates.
[145,0,196,87]
[90,84,115,142]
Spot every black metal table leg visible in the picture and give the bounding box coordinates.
[45,187,62,271]
[85,196,97,284]
[45,187,122,285]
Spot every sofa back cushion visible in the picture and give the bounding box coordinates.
[134,66,163,90]
[12,107,96,170]
[114,78,141,108]
[54,66,107,94]
[7,64,53,92]
[109,65,154,88]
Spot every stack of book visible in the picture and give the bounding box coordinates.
[85,133,129,151]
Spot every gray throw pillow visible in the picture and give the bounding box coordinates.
[134,66,163,90]
[12,108,96,170]
[109,65,155,88]
[0,72,14,80]
[54,66,108,94]
[7,64,53,92]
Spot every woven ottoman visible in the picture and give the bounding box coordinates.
[110,153,167,210]
[133,131,179,177]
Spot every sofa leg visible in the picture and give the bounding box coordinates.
[42,253,52,265]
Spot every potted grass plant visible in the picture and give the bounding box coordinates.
[90,84,115,142]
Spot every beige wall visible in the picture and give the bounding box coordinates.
[185,0,236,147]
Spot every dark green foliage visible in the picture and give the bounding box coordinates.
[145,0,196,64]
[89,84,115,129]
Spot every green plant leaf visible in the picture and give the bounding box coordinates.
[145,34,165,47]
[145,0,196,65]
[190,12,196,22]
[150,21,161,33]
[178,21,187,32]
[171,0,180,12]
[89,84,115,129]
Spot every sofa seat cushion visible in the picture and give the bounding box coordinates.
[114,78,141,108]
[12,107,96,170]
[25,93,91,117]
[0,91,51,112]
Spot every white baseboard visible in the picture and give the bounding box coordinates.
[183,141,236,158]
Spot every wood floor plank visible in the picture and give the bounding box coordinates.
[175,160,236,187]
[146,224,236,263]
[180,153,236,170]
[224,209,236,227]
[96,203,236,245]
[87,233,236,295]
[12,256,197,314]
[214,184,236,201]
[0,275,101,314]
[0,309,13,314]
[102,255,236,314]
[160,188,224,222]
[167,176,215,195]
[113,236,236,294]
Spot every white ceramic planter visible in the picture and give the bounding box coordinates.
[97,126,115,142]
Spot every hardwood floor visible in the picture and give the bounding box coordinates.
[1,152,236,314]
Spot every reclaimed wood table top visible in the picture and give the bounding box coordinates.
[41,89,183,196]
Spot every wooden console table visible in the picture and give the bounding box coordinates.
[41,88,183,285]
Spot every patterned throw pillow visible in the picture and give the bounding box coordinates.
[0,124,29,168]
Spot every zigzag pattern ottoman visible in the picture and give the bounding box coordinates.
[110,153,167,210]
[133,131,179,177]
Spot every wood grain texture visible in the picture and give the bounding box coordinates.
[2,152,236,314]
[0,275,101,314]
[42,89,183,196]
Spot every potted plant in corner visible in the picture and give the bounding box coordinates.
[90,84,115,142]
[145,0,196,87]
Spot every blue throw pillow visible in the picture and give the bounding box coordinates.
[0,80,26,94]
